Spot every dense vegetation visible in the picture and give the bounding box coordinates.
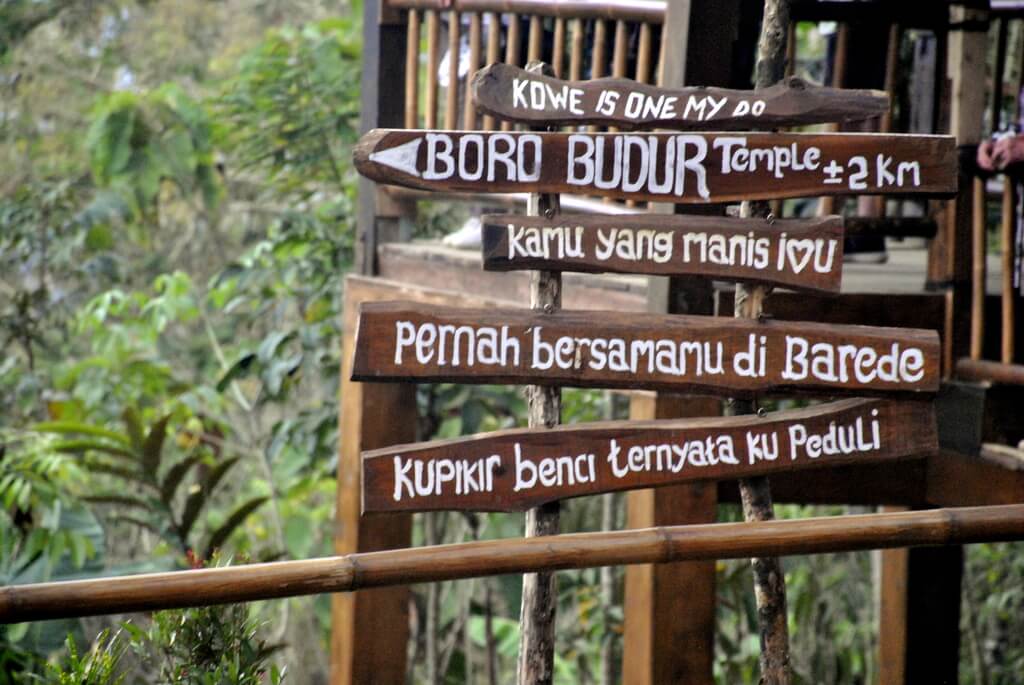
[0,3,1021,682]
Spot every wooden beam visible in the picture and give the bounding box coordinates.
[331,277,417,685]
[356,0,409,276]
[623,393,718,685]
[331,275,510,685]
[877,507,909,685]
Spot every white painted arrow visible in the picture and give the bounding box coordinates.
[368,137,422,178]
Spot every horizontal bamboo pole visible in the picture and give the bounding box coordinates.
[956,358,1024,385]
[388,0,666,23]
[3,505,1023,624]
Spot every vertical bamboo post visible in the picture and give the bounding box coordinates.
[552,18,566,77]
[818,22,847,217]
[464,13,482,129]
[445,11,461,130]
[569,18,584,82]
[732,1,793,684]
[425,9,441,129]
[405,9,421,129]
[1002,178,1016,363]
[870,22,901,217]
[971,176,987,360]
[516,59,562,685]
[483,12,501,131]
[501,14,521,132]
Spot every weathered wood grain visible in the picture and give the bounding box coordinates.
[361,399,937,513]
[351,302,941,397]
[472,63,889,129]
[353,129,957,203]
[481,213,844,293]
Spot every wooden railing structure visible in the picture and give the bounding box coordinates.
[4,3,1024,685]
[346,2,1024,684]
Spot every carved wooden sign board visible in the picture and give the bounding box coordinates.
[481,214,845,293]
[352,302,941,397]
[354,129,957,204]
[362,399,937,512]
[350,69,949,514]
[472,63,890,130]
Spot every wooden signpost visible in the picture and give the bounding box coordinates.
[354,129,957,204]
[348,43,958,685]
[361,398,937,513]
[472,63,889,130]
[352,302,940,397]
[481,213,845,293]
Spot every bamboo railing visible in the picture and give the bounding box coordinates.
[3,505,1024,624]
[960,12,1023,383]
[396,1,663,133]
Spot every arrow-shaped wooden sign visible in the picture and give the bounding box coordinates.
[472,63,890,130]
[353,129,957,204]
[361,398,936,512]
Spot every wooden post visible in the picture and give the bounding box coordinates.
[971,176,986,360]
[355,0,408,276]
[331,279,418,685]
[623,394,719,685]
[517,61,562,685]
[927,5,988,368]
[1002,179,1017,363]
[627,3,736,678]
[732,1,792,683]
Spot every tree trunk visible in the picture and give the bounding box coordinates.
[732,1,793,683]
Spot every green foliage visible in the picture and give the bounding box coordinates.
[124,602,284,685]
[35,410,266,560]
[213,17,362,195]
[961,542,1024,684]
[38,630,127,685]
[38,566,284,684]
[0,431,97,583]
[85,85,222,221]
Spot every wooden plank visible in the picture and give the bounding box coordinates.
[331,279,418,685]
[352,302,941,396]
[480,213,844,293]
[1002,180,1017,362]
[361,398,936,512]
[956,358,1024,385]
[471,63,888,129]
[623,393,718,685]
[878,528,909,685]
[355,0,409,276]
[353,129,958,204]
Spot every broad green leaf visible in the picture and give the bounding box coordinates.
[122,407,145,451]
[141,415,170,478]
[32,421,131,446]
[53,438,137,462]
[84,493,154,510]
[178,456,238,539]
[159,454,204,505]
[203,496,269,558]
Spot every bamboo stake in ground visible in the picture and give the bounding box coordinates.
[733,1,793,684]
[517,61,562,685]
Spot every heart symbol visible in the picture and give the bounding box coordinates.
[785,238,815,274]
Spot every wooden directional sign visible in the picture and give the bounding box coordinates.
[353,129,957,204]
[351,302,940,398]
[472,63,890,130]
[481,213,845,294]
[361,398,936,512]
